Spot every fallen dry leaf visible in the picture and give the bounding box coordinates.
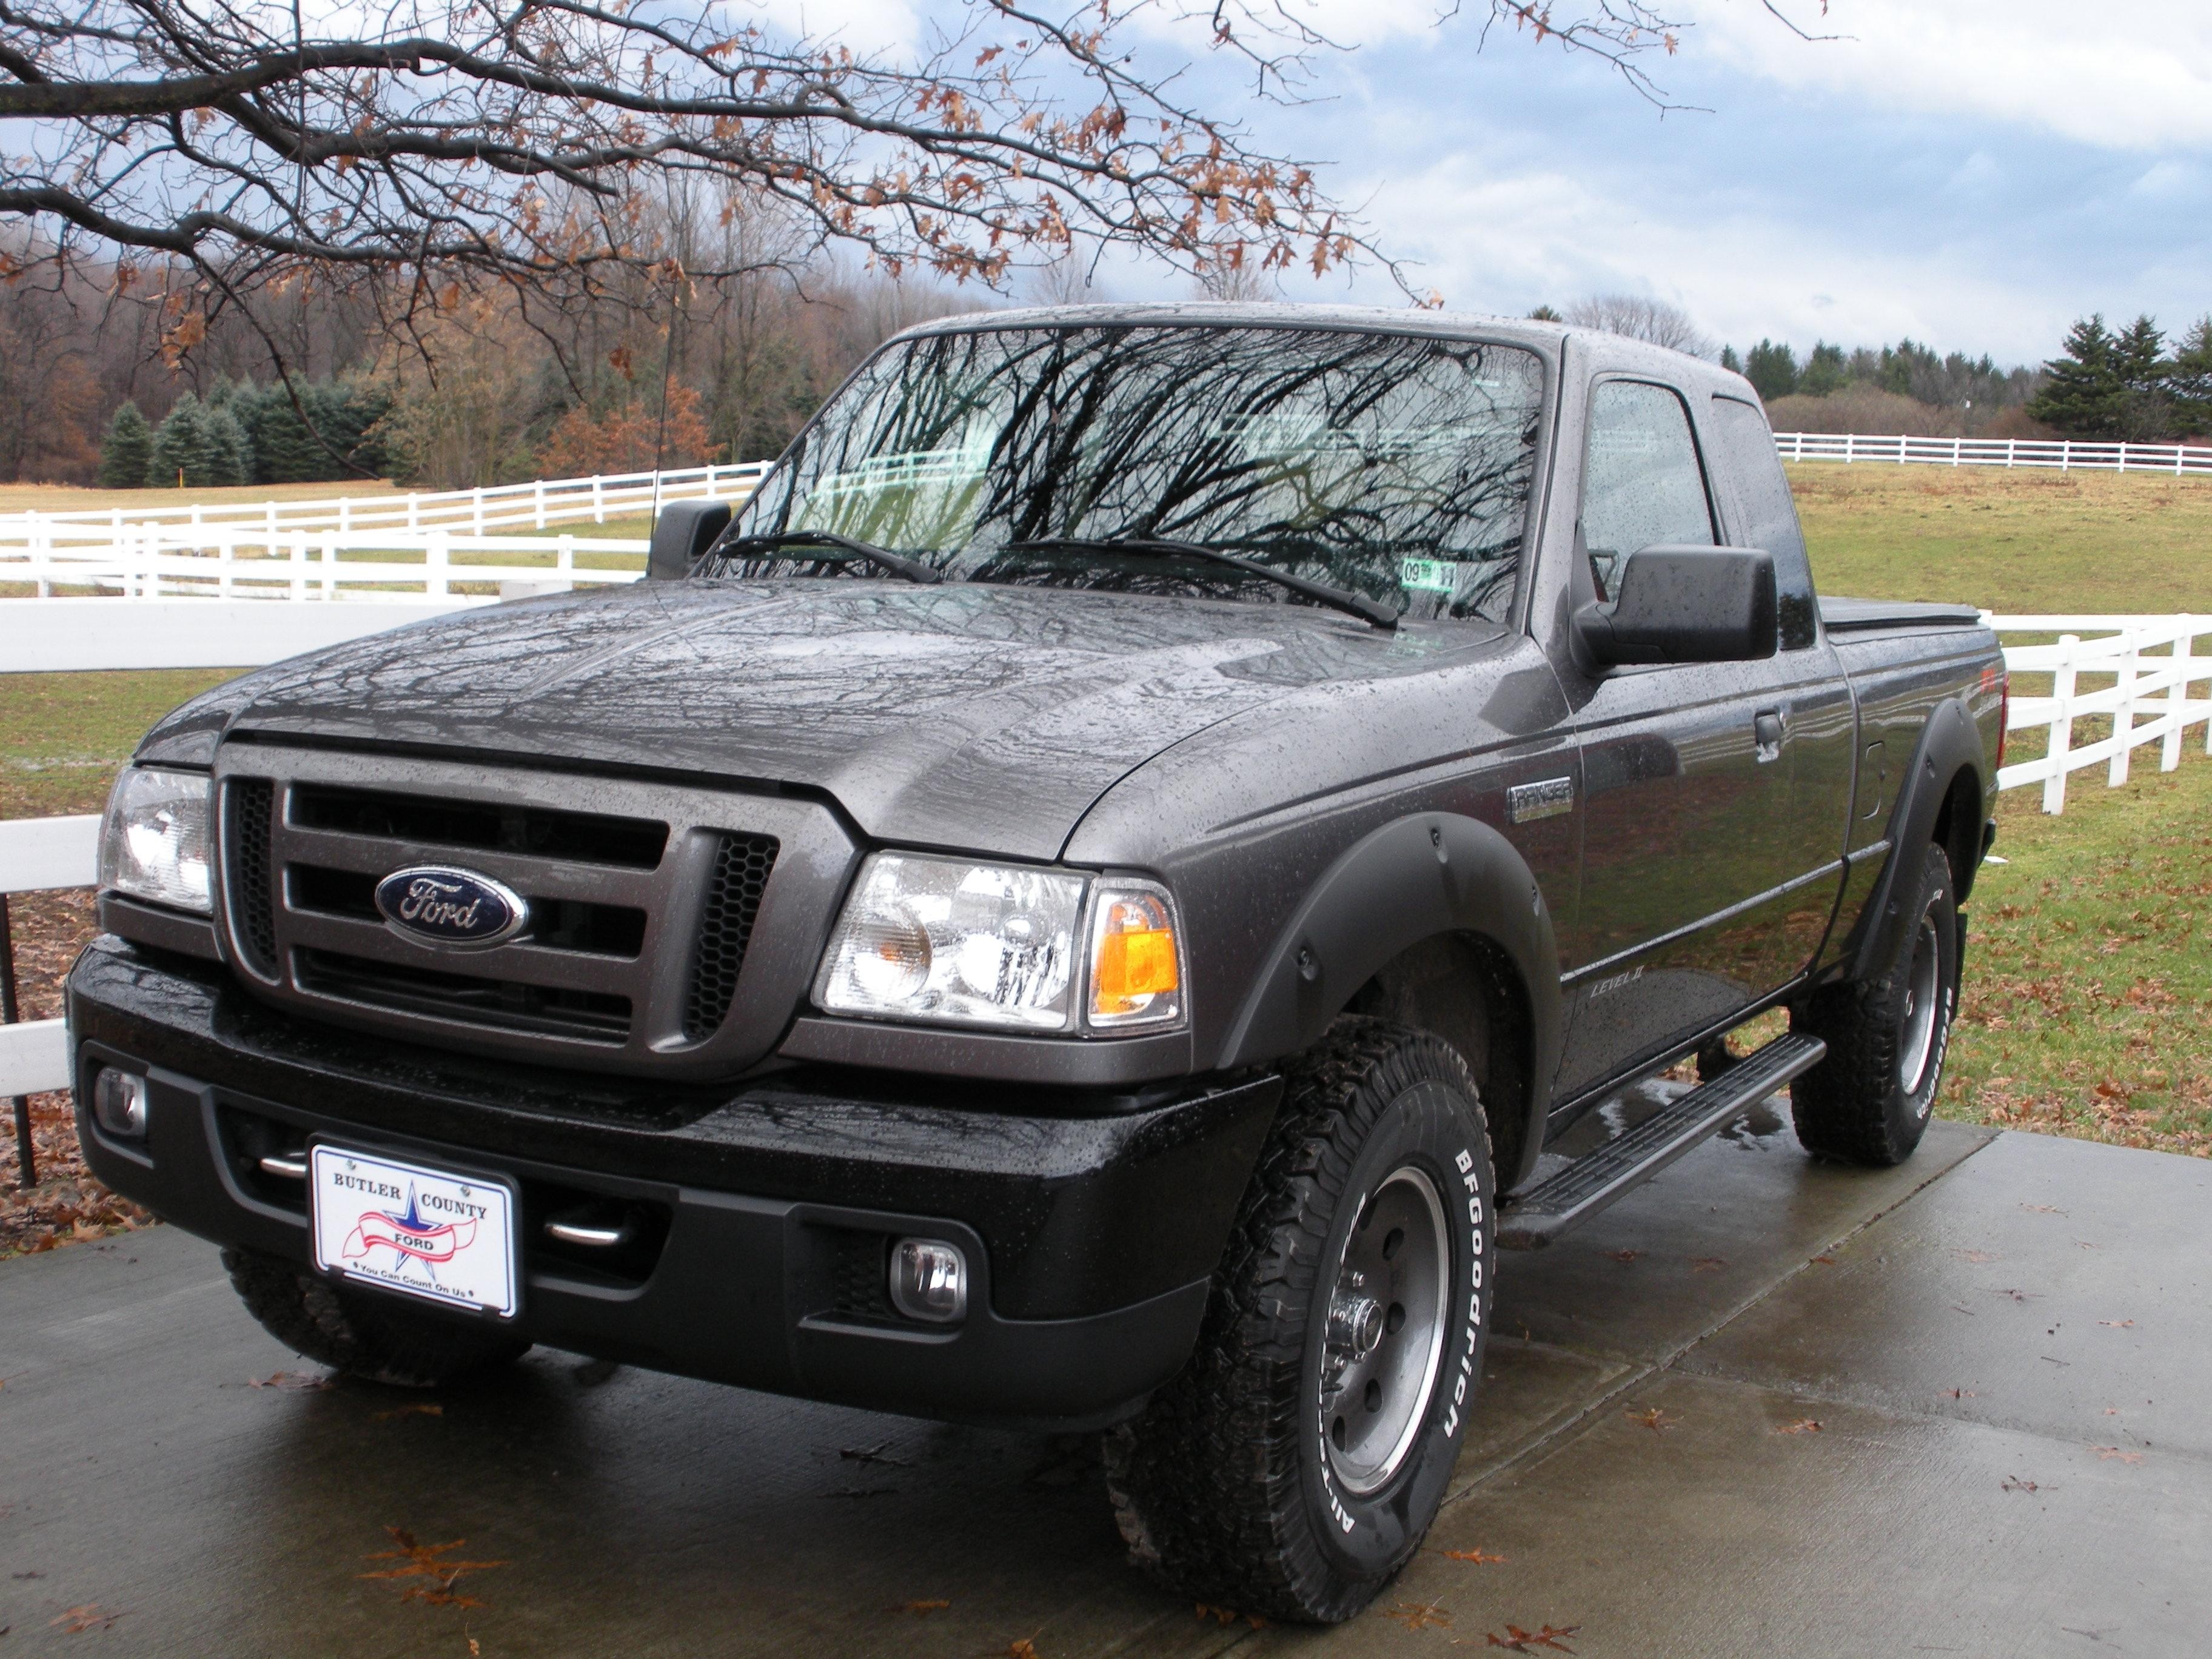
[1809,1254,1838,1265]
[50,1604,125,1634]
[900,1599,950,1615]
[1385,1599,1452,1631]
[1624,1407,1675,1432]
[372,1403,444,1420]
[1689,1256,1726,1273]
[361,1527,509,1609]
[1605,1249,1638,1264]
[1774,1419,1823,1435]
[1007,1640,1041,1659]
[247,1369,332,1392]
[1486,1623,1580,1653]
[2094,1447,2143,1464]
[1443,1548,1507,1564]
[2098,1319,2136,1329]
[2020,1204,2067,1215]
[2001,1476,2038,1493]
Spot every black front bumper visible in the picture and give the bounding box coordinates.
[67,937,1279,1427]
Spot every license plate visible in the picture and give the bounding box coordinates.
[309,1145,518,1318]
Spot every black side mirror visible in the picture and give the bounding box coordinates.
[647,499,732,581]
[1572,545,1777,669]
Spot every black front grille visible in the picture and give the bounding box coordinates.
[683,832,779,1039]
[294,947,632,1042]
[286,864,647,958]
[226,779,278,975]
[289,782,668,870]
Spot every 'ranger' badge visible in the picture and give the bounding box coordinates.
[374,866,530,949]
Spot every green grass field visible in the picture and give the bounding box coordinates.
[4,462,2209,1167]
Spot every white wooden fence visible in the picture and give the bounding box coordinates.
[1775,432,2212,475]
[0,460,767,546]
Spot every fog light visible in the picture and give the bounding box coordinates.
[889,1238,968,1323]
[92,1068,148,1138]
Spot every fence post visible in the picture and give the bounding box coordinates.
[1843,432,1854,465]
[592,474,606,523]
[558,534,575,589]
[471,488,485,537]
[218,532,234,597]
[290,534,307,600]
[535,479,547,530]
[428,529,450,598]
[2006,438,2017,468]
[2,893,33,1188]
[2060,440,2071,473]
[407,494,421,533]
[2108,631,2140,788]
[1952,437,1962,467]
[2162,617,2193,771]
[2043,634,2079,814]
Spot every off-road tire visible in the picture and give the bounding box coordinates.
[223,1247,531,1387]
[1791,842,1960,1166]
[1104,1016,1496,1624]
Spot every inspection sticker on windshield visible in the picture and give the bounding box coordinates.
[1399,558,1464,594]
[309,1145,518,1317]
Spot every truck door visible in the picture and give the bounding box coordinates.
[1550,378,1813,1100]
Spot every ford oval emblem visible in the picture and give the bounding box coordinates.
[373,866,529,950]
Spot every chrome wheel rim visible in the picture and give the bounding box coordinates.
[1321,1166,1450,1497]
[1898,913,1942,1097]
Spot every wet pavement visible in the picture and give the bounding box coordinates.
[2,1104,2206,1657]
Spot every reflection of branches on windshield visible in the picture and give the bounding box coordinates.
[744,325,1544,624]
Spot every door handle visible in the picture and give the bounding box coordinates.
[1754,710,1785,763]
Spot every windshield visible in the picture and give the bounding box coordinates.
[723,325,1547,625]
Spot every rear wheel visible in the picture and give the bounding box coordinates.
[223,1247,531,1387]
[1791,843,1960,1166]
[1104,1017,1496,1624]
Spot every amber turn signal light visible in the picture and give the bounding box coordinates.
[1087,884,1185,1029]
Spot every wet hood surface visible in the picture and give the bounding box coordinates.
[172,578,1478,860]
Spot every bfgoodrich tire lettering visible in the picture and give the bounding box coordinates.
[1104,1016,1496,1624]
[1791,842,1960,1166]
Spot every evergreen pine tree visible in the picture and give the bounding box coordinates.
[1743,340,1798,402]
[1719,345,1743,374]
[2027,315,2129,438]
[147,392,216,487]
[2168,317,2212,438]
[207,405,254,486]
[97,402,154,488]
[1798,343,1848,397]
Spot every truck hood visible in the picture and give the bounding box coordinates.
[164,579,1458,861]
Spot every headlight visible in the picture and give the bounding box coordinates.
[98,766,213,914]
[814,854,1186,1034]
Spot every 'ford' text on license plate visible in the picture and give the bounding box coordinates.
[309,1145,518,1317]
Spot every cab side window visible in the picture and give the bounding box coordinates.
[1579,381,1715,601]
[1706,395,1818,650]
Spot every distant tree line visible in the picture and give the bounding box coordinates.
[2023,314,2212,442]
[1720,337,2042,416]
[101,380,391,489]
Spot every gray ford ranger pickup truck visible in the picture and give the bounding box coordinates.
[69,304,2004,1622]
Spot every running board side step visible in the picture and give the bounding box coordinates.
[1498,1032,1828,1250]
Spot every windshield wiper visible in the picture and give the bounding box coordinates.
[1005,535,1399,629]
[703,529,945,586]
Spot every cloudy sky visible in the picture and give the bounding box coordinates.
[1079,0,2212,366]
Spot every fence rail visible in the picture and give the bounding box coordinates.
[0,460,766,547]
[1,613,2206,1113]
[1775,432,2212,475]
[2,530,649,603]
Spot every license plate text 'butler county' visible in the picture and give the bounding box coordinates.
[309,1145,519,1316]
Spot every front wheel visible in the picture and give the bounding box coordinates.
[1104,1017,1496,1624]
[223,1247,531,1387]
[1791,842,1960,1166]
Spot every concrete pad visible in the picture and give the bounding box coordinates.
[6,1117,2201,1658]
[1683,1128,2212,1457]
[1495,1110,1996,1365]
[1296,1370,2208,1659]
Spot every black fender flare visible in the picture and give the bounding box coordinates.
[1846,694,1987,983]
[1217,813,1563,1179]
